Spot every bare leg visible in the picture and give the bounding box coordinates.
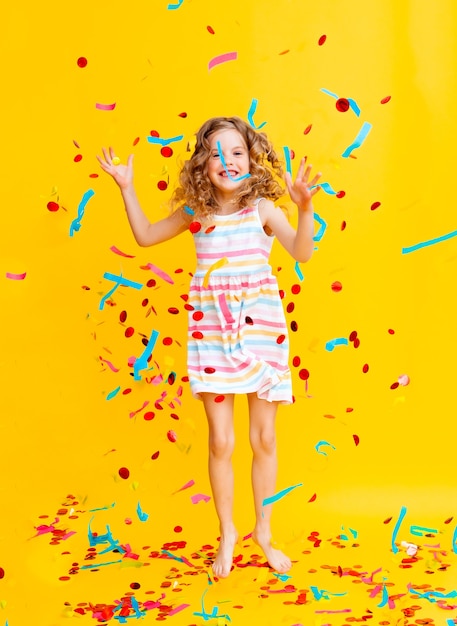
[202,393,238,578]
[248,393,291,574]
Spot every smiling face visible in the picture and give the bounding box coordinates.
[207,128,251,205]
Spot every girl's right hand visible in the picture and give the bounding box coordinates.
[96,147,134,190]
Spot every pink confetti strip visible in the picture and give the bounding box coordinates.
[167,604,190,616]
[173,479,195,494]
[208,51,238,71]
[129,400,150,419]
[99,357,120,372]
[144,262,174,284]
[95,102,116,111]
[110,245,135,258]
[6,272,26,280]
[191,493,211,504]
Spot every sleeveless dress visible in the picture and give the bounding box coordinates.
[187,200,293,404]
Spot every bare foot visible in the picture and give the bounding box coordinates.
[252,531,291,574]
[212,528,238,578]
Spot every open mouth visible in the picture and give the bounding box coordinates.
[220,170,239,178]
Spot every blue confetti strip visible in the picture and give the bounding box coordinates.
[147,134,184,146]
[262,482,303,507]
[80,560,122,570]
[453,525,457,554]
[341,122,372,158]
[69,189,95,236]
[137,501,149,522]
[294,261,304,281]
[184,205,194,215]
[89,502,116,512]
[313,212,327,243]
[167,0,184,8]
[106,386,121,401]
[310,586,347,601]
[283,146,292,176]
[325,337,349,351]
[133,328,159,381]
[310,181,337,195]
[216,141,251,181]
[391,505,407,554]
[410,524,438,536]
[99,272,143,311]
[402,228,457,254]
[247,98,267,129]
[315,440,336,456]
[321,88,361,117]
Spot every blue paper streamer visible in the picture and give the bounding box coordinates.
[137,501,149,522]
[402,228,457,254]
[453,525,457,554]
[283,146,292,176]
[310,181,337,195]
[321,88,361,117]
[147,134,184,146]
[247,98,267,129]
[133,328,159,381]
[106,386,121,401]
[341,122,372,158]
[216,140,251,181]
[184,205,194,215]
[262,482,303,507]
[391,505,407,554]
[315,440,336,456]
[99,272,143,311]
[313,212,327,243]
[167,0,183,8]
[294,261,304,281]
[410,524,438,536]
[69,189,95,236]
[325,337,349,351]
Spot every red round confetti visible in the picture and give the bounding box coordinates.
[77,57,88,68]
[163,337,173,345]
[144,411,155,421]
[167,430,177,443]
[89,173,99,178]
[119,467,130,479]
[142,298,149,307]
[276,334,286,344]
[123,388,132,394]
[353,434,360,446]
[362,363,369,373]
[349,330,358,341]
[381,95,391,104]
[192,311,204,321]
[189,221,202,234]
[184,303,194,311]
[390,382,400,389]
[214,395,225,403]
[245,316,254,325]
[47,201,59,212]
[353,337,360,348]
[291,284,301,295]
[318,34,327,46]
[170,413,179,420]
[174,525,183,533]
[299,368,309,380]
[286,302,295,313]
[371,201,381,211]
[168,307,179,314]
[341,220,347,230]
[279,289,285,299]
[130,582,141,590]
[147,279,157,287]
[204,367,216,374]
[304,124,312,135]
[119,310,127,322]
[178,111,187,117]
[157,180,168,191]
[192,331,203,339]
[336,98,350,112]
[308,493,317,502]
[151,451,160,460]
[292,356,301,367]
[336,190,346,198]
[290,321,298,332]
[0,567,4,579]
[74,154,83,162]
[150,130,160,137]
[125,327,134,337]
[161,146,173,158]
[205,225,216,234]
[331,281,342,292]
[388,328,395,334]
[133,137,140,146]
[207,25,215,34]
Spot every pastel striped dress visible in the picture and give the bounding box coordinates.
[187,200,292,404]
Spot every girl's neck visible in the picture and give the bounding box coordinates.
[215,199,242,215]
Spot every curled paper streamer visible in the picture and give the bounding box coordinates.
[110,246,135,258]
[321,88,361,116]
[402,228,457,254]
[313,212,327,242]
[325,337,349,351]
[203,257,229,288]
[133,328,159,381]
[147,134,184,147]
[310,182,337,195]
[315,440,336,456]
[5,272,26,280]
[69,189,95,236]
[191,493,211,504]
[208,51,238,70]
[283,146,292,176]
[145,262,174,284]
[95,102,116,111]
[294,261,304,281]
[341,122,372,158]
[167,0,184,8]
[262,483,303,507]
[247,98,266,129]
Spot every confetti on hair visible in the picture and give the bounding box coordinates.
[184,205,195,215]
[262,482,303,507]
[203,257,229,288]
[110,245,135,258]
[95,102,116,111]
[144,262,175,284]
[247,98,267,129]
[5,271,26,280]
[208,51,238,71]
[69,189,95,236]
[283,146,292,176]
[315,440,336,456]
[99,272,143,310]
[325,337,349,351]
[341,122,372,158]
[167,0,184,8]
[146,134,184,147]
[402,228,457,254]
[133,328,159,381]
[216,141,251,181]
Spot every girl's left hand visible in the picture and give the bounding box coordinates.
[284,157,321,211]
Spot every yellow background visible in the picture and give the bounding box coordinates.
[1,1,457,624]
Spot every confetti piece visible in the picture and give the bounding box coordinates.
[146,134,184,147]
[318,34,327,45]
[5,272,26,280]
[310,181,337,195]
[99,357,120,372]
[294,261,304,281]
[341,122,372,158]
[353,434,360,446]
[133,329,159,381]
[321,88,361,117]
[69,189,95,236]
[144,262,174,284]
[136,502,149,522]
[216,140,251,181]
[203,257,229,288]
[247,98,267,130]
[191,494,211,504]
[402,228,457,254]
[315,440,336,456]
[410,524,438,536]
[208,51,238,71]
[95,102,116,111]
[313,213,327,243]
[391,506,407,554]
[106,386,121,400]
[99,272,143,310]
[167,0,184,8]
[283,146,292,176]
[325,337,349,351]
[110,245,135,258]
[262,483,303,507]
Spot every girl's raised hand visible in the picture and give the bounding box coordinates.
[285,157,321,211]
[96,147,134,190]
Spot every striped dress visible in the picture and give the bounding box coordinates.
[187,200,292,404]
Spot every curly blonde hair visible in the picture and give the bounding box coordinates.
[170,116,285,221]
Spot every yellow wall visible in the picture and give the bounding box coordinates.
[1,1,457,625]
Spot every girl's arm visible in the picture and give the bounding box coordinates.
[260,157,321,263]
[97,147,188,247]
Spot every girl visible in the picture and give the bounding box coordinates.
[97,116,321,578]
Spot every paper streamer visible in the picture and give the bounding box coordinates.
[208,51,238,71]
[402,228,457,254]
[321,88,361,116]
[247,98,266,129]
[146,134,184,147]
[136,501,149,522]
[110,245,135,258]
[95,102,116,111]
[325,337,349,351]
[144,262,174,284]
[167,0,184,8]
[262,483,303,507]
[203,257,229,288]
[5,272,26,280]
[69,189,95,236]
[341,122,372,158]
[310,181,337,195]
[313,212,327,242]
[315,440,336,456]
[191,493,211,504]
[216,140,251,181]
[167,605,190,616]
[391,505,407,554]
[133,328,159,381]
[99,272,143,310]
[283,146,292,176]
[106,386,121,401]
[294,261,304,281]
